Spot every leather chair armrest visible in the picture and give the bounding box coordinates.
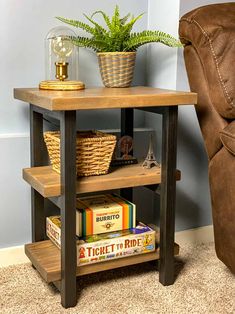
[179,3,235,119]
[220,121,235,156]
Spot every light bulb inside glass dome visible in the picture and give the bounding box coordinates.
[39,26,85,91]
[52,35,74,81]
[52,36,74,62]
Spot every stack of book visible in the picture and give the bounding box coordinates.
[46,194,155,266]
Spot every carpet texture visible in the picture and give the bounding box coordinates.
[0,242,235,314]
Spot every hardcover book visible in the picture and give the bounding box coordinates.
[46,216,155,266]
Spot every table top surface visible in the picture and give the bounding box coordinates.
[14,86,197,111]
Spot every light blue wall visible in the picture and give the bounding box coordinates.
[1,0,232,248]
[2,0,148,135]
[0,0,148,249]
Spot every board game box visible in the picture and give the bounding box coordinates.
[47,194,136,238]
[76,194,136,236]
[46,216,155,266]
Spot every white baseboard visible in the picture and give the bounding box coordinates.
[0,225,214,268]
[0,245,30,267]
[0,133,29,139]
[175,224,214,246]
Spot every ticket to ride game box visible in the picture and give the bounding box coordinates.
[46,216,156,266]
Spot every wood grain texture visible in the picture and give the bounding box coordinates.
[23,164,181,198]
[14,87,197,111]
[25,240,180,283]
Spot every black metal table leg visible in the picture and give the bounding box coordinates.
[30,104,46,242]
[60,110,77,308]
[120,108,134,201]
[159,106,178,285]
[121,109,134,153]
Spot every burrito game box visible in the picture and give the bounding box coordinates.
[77,193,136,236]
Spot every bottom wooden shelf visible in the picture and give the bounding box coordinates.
[25,240,180,283]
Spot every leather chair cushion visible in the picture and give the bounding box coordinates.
[220,121,235,156]
[179,3,235,119]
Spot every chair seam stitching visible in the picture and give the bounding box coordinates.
[220,131,235,140]
[180,17,234,107]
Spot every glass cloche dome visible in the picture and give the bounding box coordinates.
[39,26,84,91]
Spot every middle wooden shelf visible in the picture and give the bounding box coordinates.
[23,163,181,198]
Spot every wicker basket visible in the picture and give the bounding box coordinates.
[97,52,136,88]
[44,130,116,177]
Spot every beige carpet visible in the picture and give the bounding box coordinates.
[0,243,235,314]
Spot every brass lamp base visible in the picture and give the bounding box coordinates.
[39,80,85,91]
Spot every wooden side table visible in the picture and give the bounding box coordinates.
[14,86,197,308]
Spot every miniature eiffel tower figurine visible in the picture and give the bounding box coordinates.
[142,133,160,169]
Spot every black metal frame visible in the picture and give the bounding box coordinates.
[30,107,47,242]
[120,108,134,201]
[29,103,178,308]
[30,105,77,308]
[159,106,178,285]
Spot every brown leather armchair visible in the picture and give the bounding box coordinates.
[179,3,235,273]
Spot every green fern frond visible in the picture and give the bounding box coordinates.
[126,13,144,30]
[56,17,95,35]
[57,8,182,53]
[111,5,120,32]
[91,10,112,31]
[71,36,108,52]
[124,30,183,51]
[120,13,130,25]
[83,14,107,36]
[119,13,144,40]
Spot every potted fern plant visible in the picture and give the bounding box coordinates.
[57,6,182,88]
